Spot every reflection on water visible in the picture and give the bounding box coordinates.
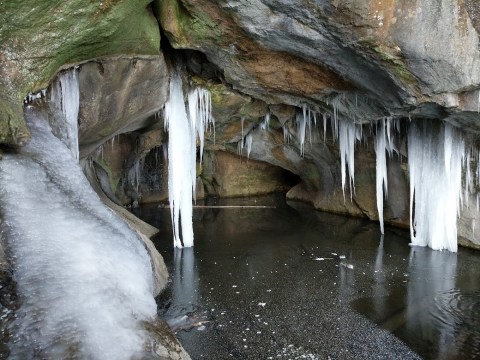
[353,239,480,359]
[135,195,480,359]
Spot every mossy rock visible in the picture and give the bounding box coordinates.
[153,0,222,49]
[0,0,160,145]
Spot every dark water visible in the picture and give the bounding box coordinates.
[134,195,480,360]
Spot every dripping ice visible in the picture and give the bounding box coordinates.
[287,97,469,252]
[375,117,397,234]
[50,69,80,161]
[0,108,156,357]
[408,122,464,252]
[164,73,213,248]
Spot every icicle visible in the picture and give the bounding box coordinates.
[237,139,244,155]
[323,113,327,142]
[465,150,471,208]
[331,98,340,141]
[282,123,292,144]
[260,113,270,130]
[375,118,388,234]
[338,119,357,199]
[163,76,214,248]
[296,109,307,156]
[305,105,313,145]
[408,121,464,252]
[134,160,141,194]
[245,133,253,158]
[477,90,480,113]
[53,69,80,161]
[164,73,195,248]
[188,87,214,164]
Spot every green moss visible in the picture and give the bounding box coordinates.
[0,0,161,144]
[373,45,416,85]
[0,95,30,145]
[154,0,222,48]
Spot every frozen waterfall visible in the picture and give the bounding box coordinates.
[0,108,157,359]
[408,121,464,252]
[50,69,80,161]
[164,73,213,248]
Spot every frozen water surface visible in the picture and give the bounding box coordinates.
[134,196,480,359]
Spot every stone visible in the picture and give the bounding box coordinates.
[202,150,297,197]
[156,0,480,131]
[0,0,161,145]
[78,56,169,158]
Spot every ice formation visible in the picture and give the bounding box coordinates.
[296,105,314,156]
[164,73,213,248]
[408,121,464,252]
[338,119,357,199]
[128,159,142,195]
[374,118,388,234]
[245,133,253,158]
[0,108,156,359]
[260,113,271,130]
[188,87,214,164]
[51,69,80,161]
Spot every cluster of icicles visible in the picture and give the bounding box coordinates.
[164,73,214,248]
[235,103,478,253]
[162,74,475,252]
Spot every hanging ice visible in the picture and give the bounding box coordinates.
[260,113,270,130]
[164,73,213,248]
[50,69,80,160]
[164,74,195,248]
[375,118,388,234]
[0,108,156,359]
[296,105,313,156]
[245,133,253,158]
[408,121,464,252]
[338,119,357,199]
[188,87,214,164]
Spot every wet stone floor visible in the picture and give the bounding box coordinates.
[134,195,480,360]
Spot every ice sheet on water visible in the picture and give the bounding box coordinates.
[0,108,156,359]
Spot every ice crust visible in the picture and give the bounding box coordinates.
[0,108,156,359]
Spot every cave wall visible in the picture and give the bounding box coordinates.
[2,0,480,251]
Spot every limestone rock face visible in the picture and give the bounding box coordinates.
[156,0,480,130]
[202,150,297,197]
[77,56,169,158]
[0,0,160,144]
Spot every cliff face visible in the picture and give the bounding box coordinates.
[2,0,480,249]
[156,0,480,124]
[0,0,160,144]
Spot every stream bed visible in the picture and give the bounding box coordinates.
[135,195,480,359]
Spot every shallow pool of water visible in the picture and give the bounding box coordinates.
[135,195,480,359]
